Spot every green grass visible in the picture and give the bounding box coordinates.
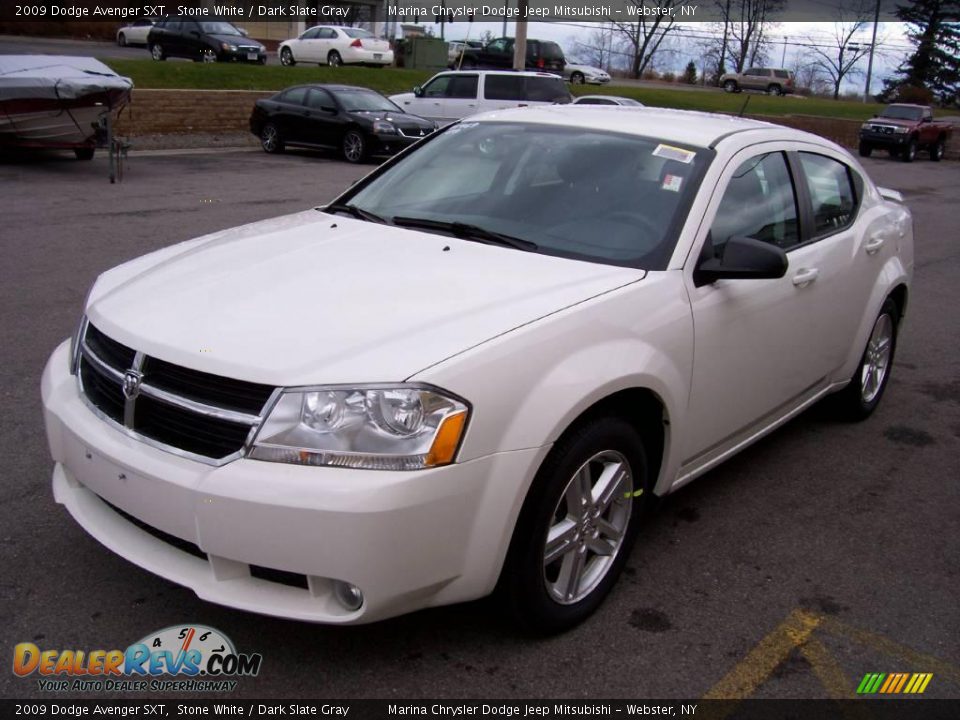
[103,58,433,95]
[570,85,887,122]
[104,58,945,123]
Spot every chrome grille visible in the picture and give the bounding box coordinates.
[398,127,429,138]
[76,321,276,464]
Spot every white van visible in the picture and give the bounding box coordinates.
[389,70,572,125]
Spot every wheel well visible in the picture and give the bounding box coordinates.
[888,284,908,321]
[561,388,667,495]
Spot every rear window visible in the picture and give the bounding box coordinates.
[525,77,572,103]
[774,70,789,79]
[342,28,374,39]
[538,41,565,60]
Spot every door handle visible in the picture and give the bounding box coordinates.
[791,268,819,287]
[865,235,885,254]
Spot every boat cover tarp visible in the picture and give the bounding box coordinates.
[0,56,133,103]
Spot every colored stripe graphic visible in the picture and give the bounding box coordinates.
[857,672,932,694]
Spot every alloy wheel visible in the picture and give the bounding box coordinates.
[861,313,894,404]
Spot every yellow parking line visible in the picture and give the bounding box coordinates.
[799,634,855,699]
[703,609,822,700]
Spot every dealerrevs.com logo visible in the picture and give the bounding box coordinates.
[13,625,262,692]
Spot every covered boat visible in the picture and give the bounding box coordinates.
[0,56,132,159]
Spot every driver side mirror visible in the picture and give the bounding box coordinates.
[693,235,788,287]
[413,86,424,98]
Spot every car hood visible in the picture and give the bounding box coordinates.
[210,33,263,48]
[866,117,916,128]
[347,110,434,129]
[86,212,644,386]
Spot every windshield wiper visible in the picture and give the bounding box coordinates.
[323,203,388,225]
[392,216,538,252]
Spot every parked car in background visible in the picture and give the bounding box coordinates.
[858,104,951,162]
[250,84,436,163]
[278,26,393,67]
[44,106,913,632]
[573,95,644,106]
[116,18,156,47]
[720,67,794,95]
[565,63,610,85]
[148,18,266,63]
[389,70,572,125]
[448,39,484,65]
[457,37,565,74]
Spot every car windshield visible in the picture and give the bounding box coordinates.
[199,21,242,35]
[333,89,400,112]
[879,106,923,120]
[343,122,710,269]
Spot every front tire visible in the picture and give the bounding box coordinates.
[150,43,165,61]
[117,33,126,47]
[858,142,873,157]
[930,137,945,161]
[341,130,366,163]
[723,80,738,93]
[902,137,917,162]
[832,298,899,421]
[498,417,649,634]
[570,72,585,85]
[328,50,343,67]
[260,123,284,154]
[280,47,296,66]
[74,147,95,161]
[199,48,217,63]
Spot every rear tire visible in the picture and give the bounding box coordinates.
[570,72,585,85]
[832,298,899,421]
[150,43,165,61]
[260,123,284,154]
[767,84,783,96]
[498,416,649,634]
[74,147,95,161]
[328,50,342,67]
[858,142,873,158]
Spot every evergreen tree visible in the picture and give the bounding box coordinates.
[880,0,960,105]
[683,60,698,84]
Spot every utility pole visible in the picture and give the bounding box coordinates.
[502,1,508,37]
[780,36,788,67]
[863,0,881,102]
[513,14,527,70]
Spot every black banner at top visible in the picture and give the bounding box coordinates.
[0,0,909,24]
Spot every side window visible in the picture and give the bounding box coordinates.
[301,27,320,40]
[525,77,569,102]
[319,28,338,39]
[165,21,182,33]
[280,87,308,105]
[487,39,511,54]
[485,75,524,101]
[774,69,789,79]
[577,98,615,105]
[305,89,334,110]
[798,153,857,236]
[710,152,800,253]
[422,76,451,97]
[447,75,478,99]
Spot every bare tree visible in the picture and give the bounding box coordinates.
[792,51,833,96]
[609,0,679,79]
[567,23,616,70]
[717,0,784,73]
[803,0,876,100]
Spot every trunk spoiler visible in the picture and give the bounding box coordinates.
[878,186,904,203]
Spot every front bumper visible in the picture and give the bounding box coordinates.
[218,48,267,63]
[42,340,544,623]
[859,129,911,148]
[369,130,432,157]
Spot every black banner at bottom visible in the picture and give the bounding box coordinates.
[3,699,959,720]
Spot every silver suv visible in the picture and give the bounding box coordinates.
[720,67,795,96]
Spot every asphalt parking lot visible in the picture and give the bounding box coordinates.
[1,147,957,701]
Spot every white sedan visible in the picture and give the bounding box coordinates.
[116,18,156,47]
[278,26,393,67]
[565,63,611,85]
[42,107,912,633]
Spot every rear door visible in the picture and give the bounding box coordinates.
[301,88,340,147]
[294,26,321,62]
[270,87,310,142]
[481,74,526,112]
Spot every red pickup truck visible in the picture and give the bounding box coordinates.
[859,104,952,162]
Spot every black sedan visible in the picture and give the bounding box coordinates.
[148,18,267,64]
[250,85,438,163]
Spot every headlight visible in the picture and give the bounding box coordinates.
[250,384,469,470]
[893,126,909,134]
[372,120,397,134]
[221,42,237,51]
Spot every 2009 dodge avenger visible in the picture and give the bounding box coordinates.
[42,107,913,632]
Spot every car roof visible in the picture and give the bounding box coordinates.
[466,106,817,148]
[283,84,380,93]
[435,70,565,78]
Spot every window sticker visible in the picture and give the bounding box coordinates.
[662,174,683,192]
[653,144,696,164]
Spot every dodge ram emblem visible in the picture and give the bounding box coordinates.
[122,370,143,400]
